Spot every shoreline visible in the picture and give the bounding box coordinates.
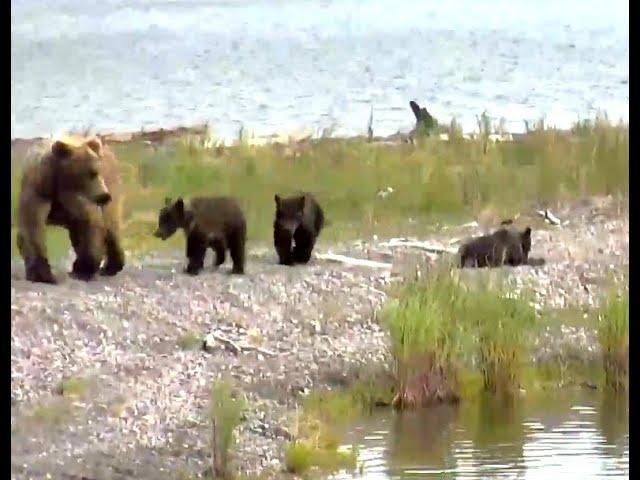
[11,115,624,155]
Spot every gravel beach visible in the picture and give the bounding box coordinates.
[11,195,628,479]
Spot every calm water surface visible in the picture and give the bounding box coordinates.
[11,0,628,140]
[333,389,628,479]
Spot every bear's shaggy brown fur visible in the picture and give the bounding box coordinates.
[273,193,325,266]
[17,136,125,283]
[458,226,532,268]
[154,196,247,275]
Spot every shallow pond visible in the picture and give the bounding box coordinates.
[334,389,628,479]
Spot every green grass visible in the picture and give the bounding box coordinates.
[303,390,363,426]
[284,442,357,475]
[10,116,629,261]
[27,398,76,426]
[382,265,539,402]
[55,376,92,399]
[380,265,470,406]
[209,380,247,479]
[382,266,470,368]
[469,283,537,395]
[281,387,366,475]
[382,264,631,401]
[178,331,203,351]
[597,289,629,391]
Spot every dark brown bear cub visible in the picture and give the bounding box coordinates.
[458,226,532,268]
[17,135,125,284]
[273,193,324,266]
[154,196,246,275]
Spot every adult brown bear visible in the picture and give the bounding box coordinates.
[16,135,125,284]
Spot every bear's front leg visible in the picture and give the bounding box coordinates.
[292,227,315,264]
[185,232,207,276]
[100,201,125,276]
[274,227,294,266]
[100,230,125,276]
[69,224,105,281]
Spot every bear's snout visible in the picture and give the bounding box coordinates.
[94,193,112,206]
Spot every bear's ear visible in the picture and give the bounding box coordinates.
[164,197,172,207]
[85,137,103,156]
[51,140,74,159]
[522,227,532,239]
[298,196,306,210]
[174,198,184,216]
[274,194,281,206]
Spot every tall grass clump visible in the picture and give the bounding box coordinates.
[381,266,540,405]
[382,266,472,409]
[283,389,360,474]
[209,380,246,479]
[597,289,629,391]
[466,280,537,396]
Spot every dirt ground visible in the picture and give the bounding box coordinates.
[11,195,628,480]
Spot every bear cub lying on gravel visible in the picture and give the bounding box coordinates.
[458,225,536,268]
[154,196,246,275]
[273,193,325,266]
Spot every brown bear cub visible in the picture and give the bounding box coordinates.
[17,135,125,284]
[458,226,532,268]
[154,196,246,275]
[273,193,325,266]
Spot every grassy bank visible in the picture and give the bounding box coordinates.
[381,266,538,405]
[598,290,629,391]
[10,116,628,260]
[286,267,628,475]
[380,264,629,404]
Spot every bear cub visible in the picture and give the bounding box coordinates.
[273,193,325,266]
[458,226,532,268]
[154,196,246,275]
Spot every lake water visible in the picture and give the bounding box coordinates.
[11,0,628,141]
[333,389,629,479]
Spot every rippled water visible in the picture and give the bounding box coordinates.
[333,390,628,479]
[12,0,628,140]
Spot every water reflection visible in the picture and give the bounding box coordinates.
[598,391,629,465]
[333,389,628,479]
[463,394,527,478]
[387,404,459,472]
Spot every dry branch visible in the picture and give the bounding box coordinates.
[204,332,278,357]
[380,238,458,254]
[315,252,392,269]
[536,209,562,226]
